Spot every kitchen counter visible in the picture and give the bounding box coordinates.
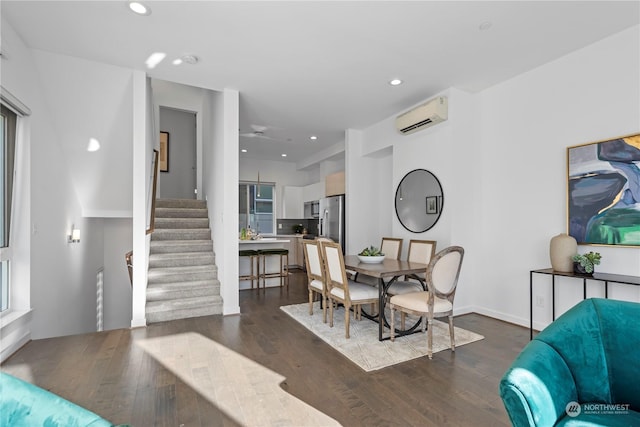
[239,238,290,244]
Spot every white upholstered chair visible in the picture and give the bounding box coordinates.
[380,237,403,260]
[386,239,437,296]
[389,246,464,359]
[321,241,379,338]
[302,239,328,323]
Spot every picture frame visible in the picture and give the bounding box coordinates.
[159,131,169,172]
[567,133,640,247]
[426,196,438,214]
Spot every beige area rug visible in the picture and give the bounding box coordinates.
[280,302,484,372]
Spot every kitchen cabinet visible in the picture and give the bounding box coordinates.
[296,236,305,268]
[281,186,303,218]
[325,171,345,196]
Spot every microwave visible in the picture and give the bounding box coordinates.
[304,200,320,219]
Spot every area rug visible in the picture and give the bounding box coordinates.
[280,302,484,372]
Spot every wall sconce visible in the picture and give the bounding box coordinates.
[68,227,81,243]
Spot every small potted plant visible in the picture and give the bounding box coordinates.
[357,245,385,264]
[572,251,601,275]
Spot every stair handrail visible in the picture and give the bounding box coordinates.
[125,251,133,288]
[146,149,160,235]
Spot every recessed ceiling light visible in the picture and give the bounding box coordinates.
[241,149,247,153]
[128,1,151,15]
[479,21,492,31]
[281,154,287,157]
[181,54,199,65]
[310,135,318,141]
[145,52,166,69]
[389,79,403,86]
[172,58,183,66]
[87,138,101,152]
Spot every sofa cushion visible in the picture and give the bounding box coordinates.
[500,340,577,427]
[0,372,114,427]
[594,298,640,410]
[534,298,611,405]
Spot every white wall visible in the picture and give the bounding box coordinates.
[0,18,108,340]
[347,25,640,331]
[205,89,240,315]
[103,218,133,331]
[475,25,640,328]
[32,50,134,218]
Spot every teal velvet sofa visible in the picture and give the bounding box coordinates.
[500,298,640,426]
[0,371,117,427]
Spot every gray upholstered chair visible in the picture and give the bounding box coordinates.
[389,246,464,359]
[302,239,328,323]
[321,241,379,339]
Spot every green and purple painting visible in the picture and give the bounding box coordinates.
[568,134,640,246]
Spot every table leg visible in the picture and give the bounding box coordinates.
[530,271,533,341]
[378,278,385,341]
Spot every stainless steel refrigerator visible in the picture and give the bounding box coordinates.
[318,194,345,253]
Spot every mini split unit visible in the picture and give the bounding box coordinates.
[395,96,448,135]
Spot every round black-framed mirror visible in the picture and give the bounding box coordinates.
[395,169,444,233]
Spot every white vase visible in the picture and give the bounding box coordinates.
[549,233,577,272]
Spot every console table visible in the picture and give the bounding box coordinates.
[529,268,640,340]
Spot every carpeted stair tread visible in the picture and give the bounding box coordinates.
[148,252,215,268]
[155,207,208,218]
[150,239,213,254]
[146,280,220,301]
[147,265,217,284]
[155,198,207,209]
[154,217,210,229]
[146,296,223,323]
[151,228,212,241]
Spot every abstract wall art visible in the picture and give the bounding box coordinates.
[567,133,640,246]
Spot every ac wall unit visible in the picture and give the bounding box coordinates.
[395,96,448,135]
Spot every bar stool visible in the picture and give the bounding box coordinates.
[258,248,289,288]
[239,249,260,289]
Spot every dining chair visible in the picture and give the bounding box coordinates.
[321,241,379,339]
[387,239,437,296]
[302,240,328,323]
[389,246,464,359]
[380,237,403,260]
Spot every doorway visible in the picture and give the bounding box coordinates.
[159,107,197,199]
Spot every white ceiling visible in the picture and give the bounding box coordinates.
[2,1,639,167]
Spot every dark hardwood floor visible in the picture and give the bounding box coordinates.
[1,270,528,426]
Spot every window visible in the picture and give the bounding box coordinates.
[0,104,17,312]
[239,182,275,235]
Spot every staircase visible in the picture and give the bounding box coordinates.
[146,198,223,323]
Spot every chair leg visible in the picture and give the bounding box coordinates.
[427,315,434,359]
[321,295,327,323]
[329,298,334,328]
[401,312,406,330]
[345,304,351,339]
[448,315,455,352]
[390,304,395,341]
[308,289,314,315]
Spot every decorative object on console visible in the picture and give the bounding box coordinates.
[567,133,640,246]
[572,251,601,275]
[549,233,577,272]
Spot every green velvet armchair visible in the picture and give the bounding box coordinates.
[500,298,640,426]
[0,371,119,427]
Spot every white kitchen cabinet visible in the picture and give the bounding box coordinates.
[281,186,303,218]
[302,182,324,203]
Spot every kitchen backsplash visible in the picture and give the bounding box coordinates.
[276,219,319,236]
